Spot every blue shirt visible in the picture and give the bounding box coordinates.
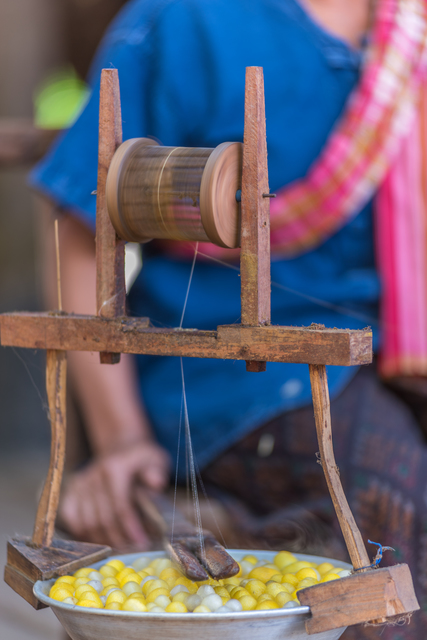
[31,0,380,478]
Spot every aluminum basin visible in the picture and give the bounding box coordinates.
[34,549,349,640]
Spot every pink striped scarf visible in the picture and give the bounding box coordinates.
[167,0,427,378]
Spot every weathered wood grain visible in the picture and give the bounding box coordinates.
[32,350,67,547]
[241,66,271,327]
[298,564,419,634]
[309,364,370,570]
[0,118,57,167]
[0,313,372,366]
[5,537,111,609]
[96,69,126,364]
[134,489,240,581]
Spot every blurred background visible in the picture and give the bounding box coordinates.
[0,1,126,637]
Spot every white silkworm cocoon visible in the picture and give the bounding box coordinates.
[201,594,223,611]
[88,571,104,582]
[170,585,189,595]
[239,561,254,576]
[87,580,103,593]
[132,557,151,571]
[186,594,202,611]
[225,599,243,612]
[197,585,215,597]
[155,595,171,608]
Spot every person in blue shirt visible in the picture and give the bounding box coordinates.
[31,2,427,635]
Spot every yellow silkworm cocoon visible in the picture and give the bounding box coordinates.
[281,574,298,586]
[74,585,96,600]
[282,562,311,575]
[316,562,334,576]
[320,573,341,583]
[266,582,288,598]
[122,598,148,612]
[73,567,93,578]
[77,599,99,608]
[275,591,292,607]
[255,600,279,610]
[245,580,267,598]
[99,565,118,578]
[247,567,280,583]
[214,586,230,599]
[295,568,319,582]
[106,590,127,605]
[241,555,258,565]
[239,595,258,610]
[146,588,169,603]
[274,551,297,570]
[106,559,125,571]
[120,573,141,587]
[165,602,188,613]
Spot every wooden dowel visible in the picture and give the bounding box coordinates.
[54,219,62,312]
[96,68,126,365]
[32,350,67,547]
[309,364,370,570]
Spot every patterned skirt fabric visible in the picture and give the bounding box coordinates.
[201,365,427,639]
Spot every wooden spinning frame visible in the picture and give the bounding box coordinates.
[2,67,419,634]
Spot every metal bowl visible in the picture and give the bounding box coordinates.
[34,550,350,640]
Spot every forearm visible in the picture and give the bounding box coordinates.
[40,200,154,455]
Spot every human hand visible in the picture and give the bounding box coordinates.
[58,440,171,549]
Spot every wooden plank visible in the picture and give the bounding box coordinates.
[4,564,46,610]
[5,536,111,608]
[0,118,57,167]
[298,564,419,634]
[240,66,271,327]
[32,350,67,547]
[309,364,370,570]
[96,69,126,364]
[0,313,372,366]
[6,537,111,583]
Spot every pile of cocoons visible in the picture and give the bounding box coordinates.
[48,551,351,614]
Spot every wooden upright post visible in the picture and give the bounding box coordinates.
[309,364,370,570]
[32,350,67,547]
[96,69,126,364]
[240,67,271,372]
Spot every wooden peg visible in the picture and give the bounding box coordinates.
[96,69,126,364]
[240,67,271,373]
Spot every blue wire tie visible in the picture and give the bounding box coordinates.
[353,540,395,571]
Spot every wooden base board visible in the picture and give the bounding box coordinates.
[298,564,419,635]
[4,536,111,609]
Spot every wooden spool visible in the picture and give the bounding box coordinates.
[106,138,242,248]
